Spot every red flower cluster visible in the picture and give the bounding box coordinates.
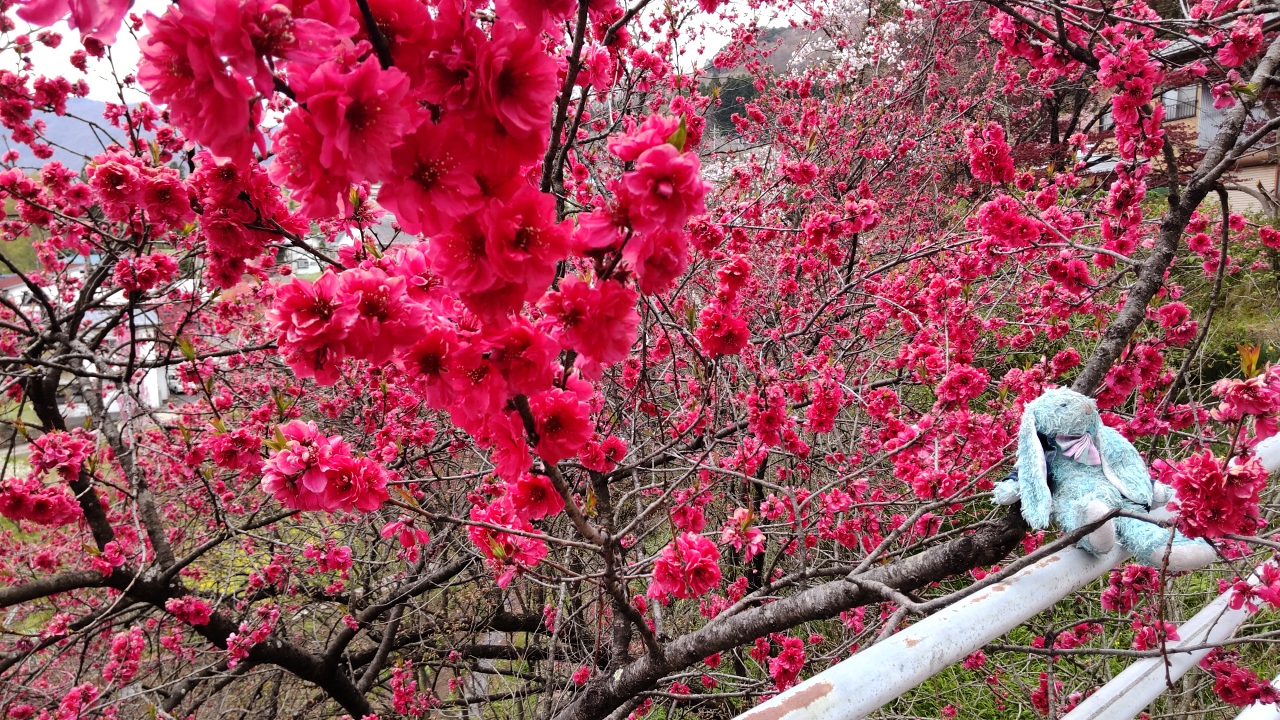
[935,365,990,407]
[720,507,766,560]
[1165,452,1267,539]
[164,596,213,626]
[268,264,427,384]
[768,635,807,690]
[88,152,194,228]
[102,627,145,683]
[0,475,82,527]
[113,253,178,293]
[965,122,1015,184]
[648,532,721,602]
[1218,14,1264,67]
[261,420,389,512]
[1101,564,1160,614]
[468,495,549,588]
[1201,649,1280,706]
[189,152,303,289]
[1210,366,1280,447]
[976,195,1041,249]
[1227,562,1280,612]
[29,429,93,481]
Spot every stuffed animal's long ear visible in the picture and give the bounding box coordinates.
[1094,415,1153,507]
[1016,405,1052,529]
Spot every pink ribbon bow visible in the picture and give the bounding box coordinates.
[1056,433,1101,465]
[1059,430,1100,466]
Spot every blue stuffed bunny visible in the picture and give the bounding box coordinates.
[995,387,1215,572]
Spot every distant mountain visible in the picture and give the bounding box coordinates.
[701,26,831,137]
[704,26,826,79]
[5,97,133,172]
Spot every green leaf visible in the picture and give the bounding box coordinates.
[264,426,287,452]
[667,115,688,153]
[178,336,196,361]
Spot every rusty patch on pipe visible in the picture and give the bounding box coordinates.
[903,637,920,647]
[991,584,1007,592]
[738,680,835,720]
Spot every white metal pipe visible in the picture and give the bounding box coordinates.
[734,544,1130,720]
[1063,564,1271,720]
[1234,674,1280,720]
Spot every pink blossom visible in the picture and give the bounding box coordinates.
[768,636,806,689]
[103,627,145,683]
[538,277,639,366]
[529,388,592,465]
[268,271,356,383]
[29,429,93,481]
[203,428,263,471]
[339,267,425,365]
[324,455,390,512]
[485,411,530,480]
[381,518,431,548]
[1131,620,1179,650]
[1212,82,1237,109]
[165,596,213,626]
[696,304,749,357]
[629,229,690,295]
[321,545,353,573]
[648,532,722,601]
[1166,452,1266,539]
[261,420,354,511]
[1211,373,1280,421]
[303,57,412,182]
[0,475,82,527]
[397,323,461,410]
[1202,649,1280,707]
[89,158,144,216]
[497,0,574,32]
[479,21,558,138]
[977,195,1040,248]
[468,497,548,587]
[618,143,708,235]
[430,216,504,297]
[935,365,990,406]
[142,173,194,226]
[16,0,131,43]
[748,385,792,447]
[483,185,571,290]
[608,114,682,162]
[138,5,263,166]
[966,122,1015,184]
[1217,15,1263,67]
[378,118,482,236]
[114,253,178,293]
[720,508,765,560]
[488,318,558,397]
[580,435,627,472]
[963,650,986,669]
[508,473,565,521]
[270,107,354,219]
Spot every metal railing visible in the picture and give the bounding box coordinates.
[735,543,1131,720]
[1063,564,1268,719]
[730,501,1276,720]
